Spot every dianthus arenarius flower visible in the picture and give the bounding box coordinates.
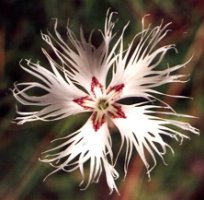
[13,11,199,193]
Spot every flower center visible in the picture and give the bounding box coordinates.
[73,77,126,131]
[97,99,109,110]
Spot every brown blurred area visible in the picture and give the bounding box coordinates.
[0,0,204,200]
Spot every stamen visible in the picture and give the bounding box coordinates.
[97,99,109,110]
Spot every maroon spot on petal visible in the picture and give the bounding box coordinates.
[91,76,103,96]
[107,83,124,94]
[73,96,92,109]
[91,111,105,132]
[108,104,126,119]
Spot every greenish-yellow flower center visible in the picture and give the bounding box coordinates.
[97,99,109,110]
[73,76,126,131]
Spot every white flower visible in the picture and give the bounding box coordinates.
[13,10,199,193]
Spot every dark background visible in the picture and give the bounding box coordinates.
[0,0,204,199]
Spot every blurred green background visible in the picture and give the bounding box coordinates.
[0,0,204,199]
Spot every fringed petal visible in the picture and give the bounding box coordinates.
[108,20,190,101]
[13,59,86,124]
[40,10,119,93]
[40,118,119,193]
[112,104,199,178]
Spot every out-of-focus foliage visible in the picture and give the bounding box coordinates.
[0,0,204,199]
